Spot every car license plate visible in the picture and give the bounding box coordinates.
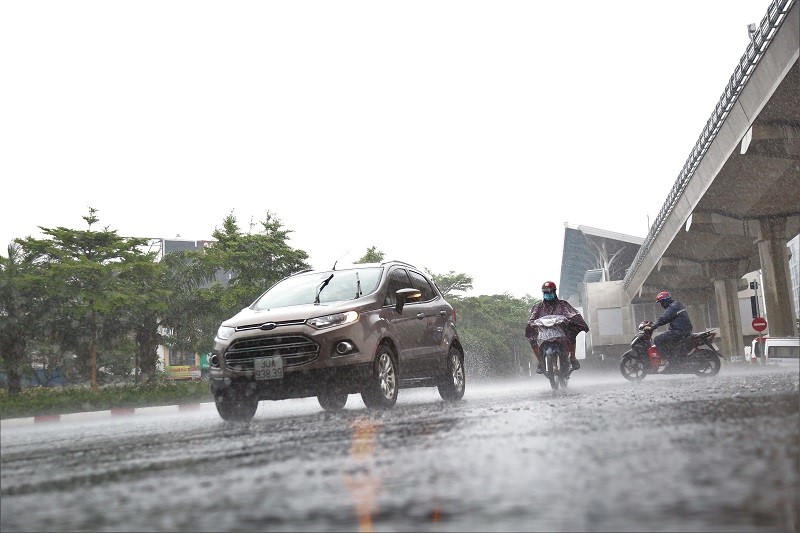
[254,357,283,380]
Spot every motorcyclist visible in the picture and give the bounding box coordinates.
[648,291,692,358]
[524,281,589,374]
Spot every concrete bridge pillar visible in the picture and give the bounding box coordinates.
[756,218,798,337]
[712,278,745,359]
[704,261,745,359]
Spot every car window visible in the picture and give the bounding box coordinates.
[407,269,436,302]
[253,268,382,310]
[768,345,800,358]
[383,267,412,306]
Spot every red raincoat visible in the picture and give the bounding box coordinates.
[524,298,589,356]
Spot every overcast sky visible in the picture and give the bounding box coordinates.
[0,1,774,299]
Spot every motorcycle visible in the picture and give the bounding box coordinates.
[532,315,572,390]
[619,320,725,381]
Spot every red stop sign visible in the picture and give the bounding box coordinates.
[752,317,767,332]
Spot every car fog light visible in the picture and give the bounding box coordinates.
[336,341,355,355]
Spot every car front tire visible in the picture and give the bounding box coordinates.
[361,343,398,409]
[317,391,348,411]
[437,346,465,401]
[214,385,259,422]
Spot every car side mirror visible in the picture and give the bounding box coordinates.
[395,288,421,313]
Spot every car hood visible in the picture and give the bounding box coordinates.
[224,301,369,327]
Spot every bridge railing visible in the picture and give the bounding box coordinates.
[623,0,796,290]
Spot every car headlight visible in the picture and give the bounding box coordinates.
[307,311,359,329]
[216,325,235,340]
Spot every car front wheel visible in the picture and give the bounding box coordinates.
[437,346,465,401]
[317,390,348,411]
[361,344,398,409]
[214,385,259,422]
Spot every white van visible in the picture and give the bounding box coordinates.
[751,336,800,367]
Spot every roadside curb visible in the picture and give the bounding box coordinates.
[1,402,215,428]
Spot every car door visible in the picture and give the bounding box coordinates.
[382,267,428,371]
[406,268,449,374]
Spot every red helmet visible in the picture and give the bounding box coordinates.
[656,291,672,302]
[542,281,557,292]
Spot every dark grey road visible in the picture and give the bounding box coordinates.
[1,365,798,532]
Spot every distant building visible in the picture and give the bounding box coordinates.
[559,223,643,307]
[558,224,643,361]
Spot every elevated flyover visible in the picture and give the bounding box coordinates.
[622,0,799,355]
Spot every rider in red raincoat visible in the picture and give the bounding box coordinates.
[525,281,589,374]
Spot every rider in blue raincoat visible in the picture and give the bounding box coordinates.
[649,291,693,358]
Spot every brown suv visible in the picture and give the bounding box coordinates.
[208,260,465,421]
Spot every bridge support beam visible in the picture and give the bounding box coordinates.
[705,261,746,360]
[712,279,745,359]
[756,218,798,337]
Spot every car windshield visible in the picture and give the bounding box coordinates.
[252,267,383,310]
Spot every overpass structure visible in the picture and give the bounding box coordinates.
[569,0,799,362]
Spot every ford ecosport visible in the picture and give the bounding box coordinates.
[208,260,465,421]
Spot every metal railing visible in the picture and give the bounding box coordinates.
[623,0,796,290]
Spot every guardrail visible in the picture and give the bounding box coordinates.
[623,0,796,290]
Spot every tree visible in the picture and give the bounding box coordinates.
[354,246,385,264]
[452,293,536,380]
[119,249,172,383]
[428,270,473,296]
[156,249,223,369]
[16,208,155,392]
[203,211,311,315]
[0,242,45,394]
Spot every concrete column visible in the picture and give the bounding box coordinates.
[704,260,745,359]
[757,218,798,337]
[713,278,745,358]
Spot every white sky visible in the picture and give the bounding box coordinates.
[0,1,773,299]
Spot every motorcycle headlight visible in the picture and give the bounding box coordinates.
[307,311,358,329]
[216,326,235,340]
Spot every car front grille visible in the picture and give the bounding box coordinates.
[224,334,319,371]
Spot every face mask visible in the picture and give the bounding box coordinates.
[543,292,556,302]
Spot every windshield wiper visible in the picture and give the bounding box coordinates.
[314,274,334,304]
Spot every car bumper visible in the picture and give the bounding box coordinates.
[210,362,374,400]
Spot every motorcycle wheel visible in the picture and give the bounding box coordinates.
[693,349,721,377]
[557,354,569,389]
[545,355,559,390]
[620,351,646,381]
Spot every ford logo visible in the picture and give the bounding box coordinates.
[260,322,277,330]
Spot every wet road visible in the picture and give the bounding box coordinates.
[1,366,798,532]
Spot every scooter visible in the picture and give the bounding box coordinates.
[619,321,724,381]
[532,315,572,390]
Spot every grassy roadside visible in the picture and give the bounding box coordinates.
[0,380,214,420]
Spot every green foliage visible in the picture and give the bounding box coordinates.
[0,379,213,419]
[204,211,311,313]
[453,293,537,381]
[0,209,314,395]
[429,270,473,296]
[354,246,385,264]
[7,208,157,391]
[0,242,44,394]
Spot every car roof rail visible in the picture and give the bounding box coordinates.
[381,259,416,268]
